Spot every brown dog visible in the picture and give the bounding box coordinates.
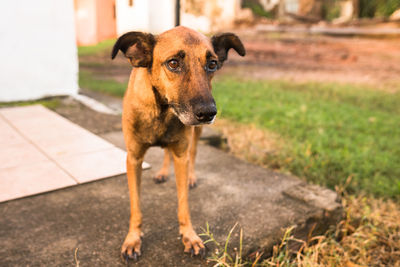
[111,26,245,261]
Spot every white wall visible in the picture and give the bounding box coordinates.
[148,0,175,33]
[116,0,175,35]
[285,0,299,13]
[180,0,241,33]
[116,0,149,35]
[181,12,211,33]
[0,0,79,102]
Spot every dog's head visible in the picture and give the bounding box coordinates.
[112,26,245,125]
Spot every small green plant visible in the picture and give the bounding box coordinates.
[200,223,309,267]
[200,222,250,266]
[263,226,306,267]
[359,0,400,18]
[322,0,342,21]
[242,0,273,18]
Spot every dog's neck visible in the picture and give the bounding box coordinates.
[127,68,174,119]
[151,86,169,113]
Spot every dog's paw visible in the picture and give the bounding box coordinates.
[153,174,168,184]
[189,181,197,189]
[181,229,206,258]
[188,175,197,189]
[121,232,142,262]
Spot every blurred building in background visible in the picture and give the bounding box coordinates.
[181,0,251,32]
[2,0,397,102]
[0,0,78,102]
[1,0,248,102]
[249,0,400,23]
[115,0,176,35]
[74,0,250,45]
[74,0,117,45]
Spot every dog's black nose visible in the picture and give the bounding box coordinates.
[194,104,217,123]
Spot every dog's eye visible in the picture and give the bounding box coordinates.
[167,59,179,71]
[206,60,218,72]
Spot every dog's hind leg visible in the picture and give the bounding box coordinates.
[188,126,202,188]
[153,148,170,184]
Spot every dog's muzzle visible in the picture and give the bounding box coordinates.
[193,103,217,124]
[171,103,217,125]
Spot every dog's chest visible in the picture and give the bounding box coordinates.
[132,111,185,147]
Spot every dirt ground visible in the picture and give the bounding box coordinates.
[223,31,400,90]
[81,30,400,92]
[52,97,122,134]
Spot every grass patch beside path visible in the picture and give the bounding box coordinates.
[213,78,400,198]
[79,70,126,97]
[0,98,62,109]
[78,39,115,57]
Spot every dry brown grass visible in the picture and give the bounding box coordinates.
[211,118,282,168]
[266,194,400,267]
[210,119,400,267]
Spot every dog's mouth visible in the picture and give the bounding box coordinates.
[171,105,216,126]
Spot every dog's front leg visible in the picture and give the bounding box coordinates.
[188,126,203,188]
[170,140,205,256]
[121,143,147,261]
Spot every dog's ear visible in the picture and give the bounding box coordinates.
[211,33,245,66]
[111,32,156,67]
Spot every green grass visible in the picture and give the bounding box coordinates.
[359,0,400,18]
[78,40,127,96]
[79,70,126,97]
[213,78,400,198]
[242,0,273,18]
[78,39,115,57]
[0,98,62,109]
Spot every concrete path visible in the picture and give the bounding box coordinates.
[0,124,342,266]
